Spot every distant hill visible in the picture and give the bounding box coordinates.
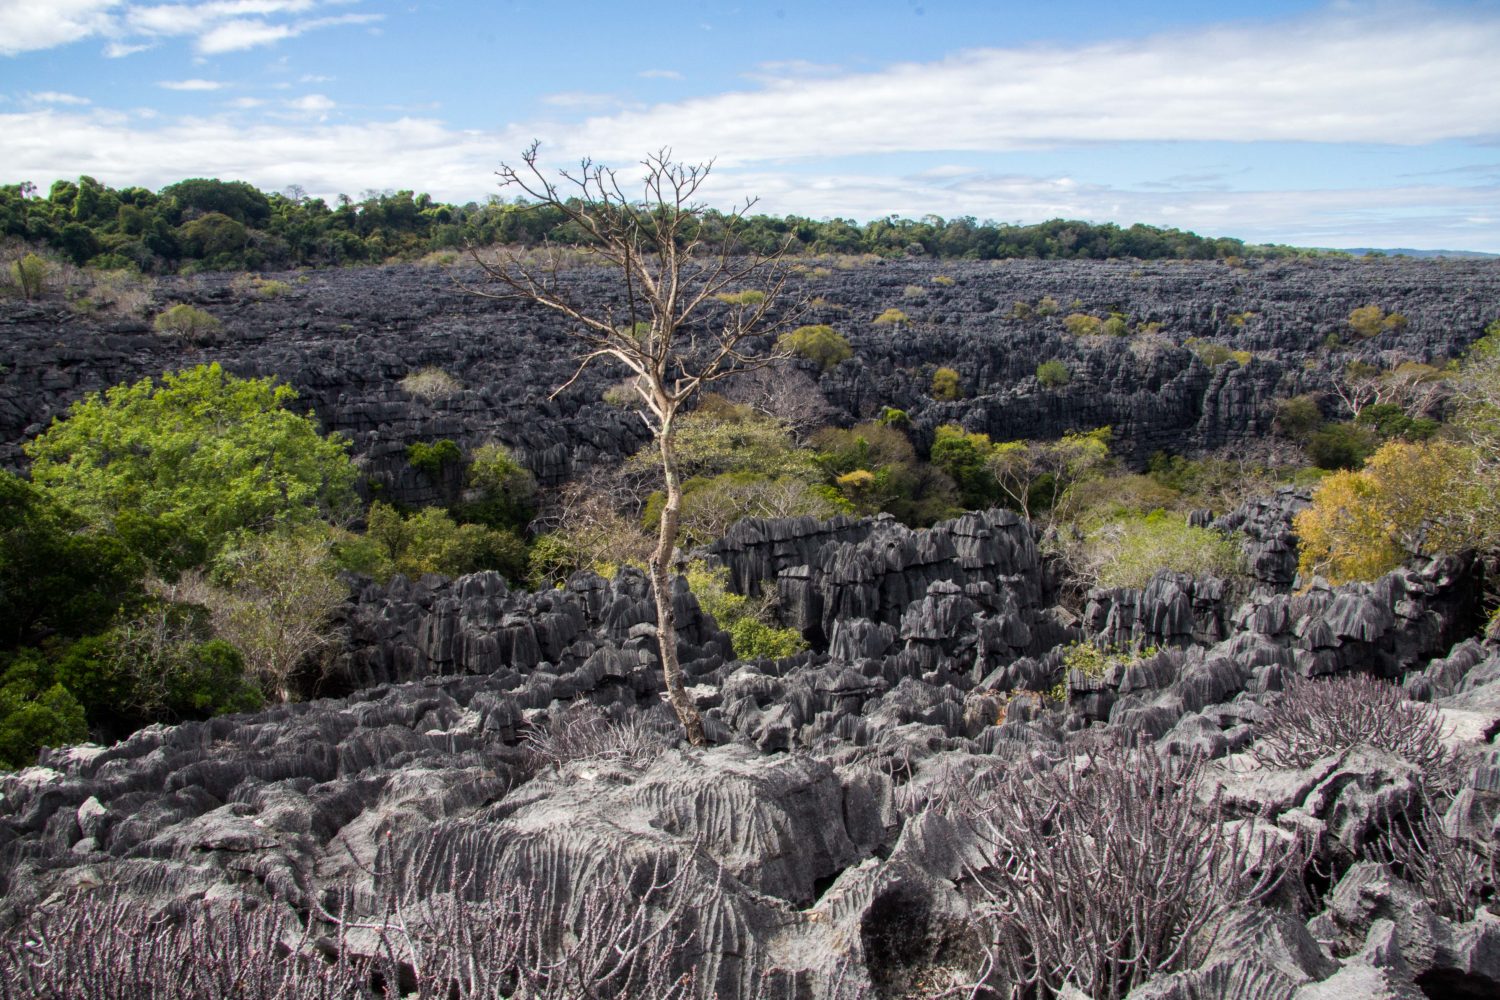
[1335,247,1499,260]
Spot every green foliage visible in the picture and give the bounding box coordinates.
[931,366,961,401]
[1101,314,1129,337]
[152,303,221,342]
[644,472,845,549]
[1307,422,1378,470]
[362,502,528,584]
[1051,641,1161,702]
[1062,313,1102,336]
[1274,395,1323,441]
[1085,510,1243,589]
[685,561,806,661]
[876,406,910,428]
[780,324,852,370]
[1348,304,1408,338]
[638,397,816,483]
[931,424,998,509]
[713,289,766,306]
[24,363,357,566]
[872,307,910,326]
[1036,359,1071,388]
[1355,402,1439,441]
[47,602,263,731]
[0,653,87,770]
[162,639,264,718]
[10,252,46,298]
[989,427,1113,519]
[0,177,1319,274]
[407,438,464,480]
[1035,296,1060,317]
[191,527,349,700]
[813,421,957,525]
[459,442,537,533]
[0,471,143,650]
[1189,340,1235,367]
[1145,451,1316,514]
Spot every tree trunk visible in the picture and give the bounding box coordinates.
[650,416,707,746]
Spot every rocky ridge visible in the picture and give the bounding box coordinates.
[3,257,1497,498]
[3,503,1498,997]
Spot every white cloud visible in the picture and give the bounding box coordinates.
[0,0,119,55]
[228,96,264,107]
[638,69,681,80]
[551,8,1500,166]
[27,91,92,105]
[0,0,379,57]
[285,93,333,112]
[196,17,292,51]
[104,40,150,56]
[157,77,225,90]
[3,104,1495,250]
[542,91,624,110]
[194,10,378,52]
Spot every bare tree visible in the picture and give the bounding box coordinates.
[466,144,802,745]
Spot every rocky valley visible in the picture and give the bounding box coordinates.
[3,255,1500,998]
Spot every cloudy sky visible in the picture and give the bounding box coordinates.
[2,0,1498,251]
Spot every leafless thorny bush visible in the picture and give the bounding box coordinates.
[4,840,716,998]
[359,842,709,999]
[953,737,1295,1000]
[718,360,835,443]
[1250,673,1457,784]
[1373,786,1497,922]
[521,701,674,775]
[0,889,370,1000]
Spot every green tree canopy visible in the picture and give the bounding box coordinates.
[25,363,357,567]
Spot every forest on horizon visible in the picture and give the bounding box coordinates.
[0,175,1328,275]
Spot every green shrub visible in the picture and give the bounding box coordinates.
[1348,304,1407,338]
[1086,510,1242,589]
[1051,640,1160,702]
[458,441,537,532]
[931,424,999,509]
[1189,340,1235,367]
[153,303,222,342]
[0,655,87,770]
[686,561,806,660]
[931,366,961,401]
[11,253,47,299]
[1101,314,1129,337]
[876,406,910,428]
[872,307,910,326]
[779,324,852,370]
[23,364,356,568]
[1307,422,1378,470]
[1035,295,1060,317]
[364,502,527,583]
[1036,359,1071,388]
[714,289,766,306]
[1062,313,1102,336]
[407,438,464,479]
[1274,395,1323,441]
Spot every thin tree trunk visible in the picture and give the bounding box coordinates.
[650,416,707,746]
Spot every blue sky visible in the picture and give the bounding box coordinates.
[2,0,1499,251]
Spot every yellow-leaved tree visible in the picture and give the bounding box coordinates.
[1294,439,1485,584]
